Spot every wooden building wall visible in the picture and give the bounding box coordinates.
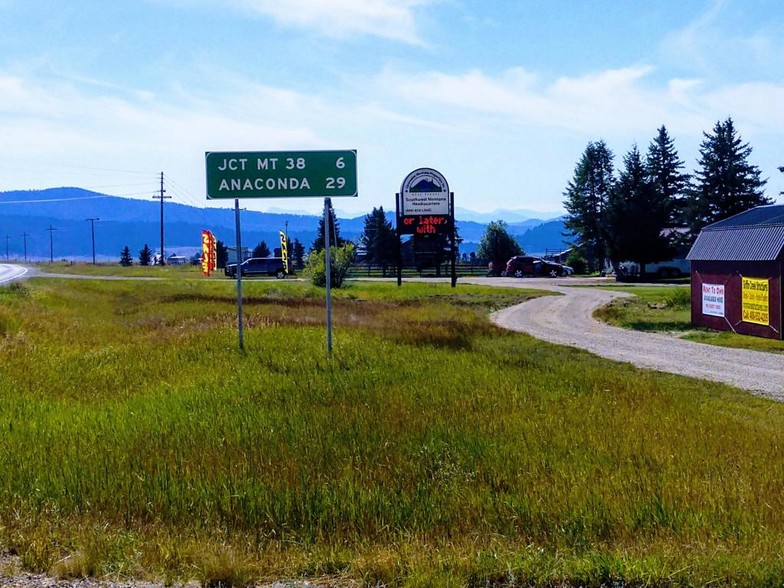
[690,260,782,340]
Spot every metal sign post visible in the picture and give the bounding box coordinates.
[395,193,402,287]
[234,199,244,350]
[450,191,457,288]
[324,198,333,354]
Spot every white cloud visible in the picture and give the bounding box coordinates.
[375,64,784,139]
[702,83,784,133]
[0,73,327,205]
[235,0,431,44]
[2,52,783,216]
[660,0,784,83]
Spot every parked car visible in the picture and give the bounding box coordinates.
[225,257,286,279]
[503,255,569,278]
[616,258,690,281]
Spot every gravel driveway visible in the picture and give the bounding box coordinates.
[463,276,784,401]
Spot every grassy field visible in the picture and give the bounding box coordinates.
[34,261,205,278]
[34,260,492,279]
[596,284,784,353]
[1,273,784,586]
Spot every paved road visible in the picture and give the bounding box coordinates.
[464,276,784,401]
[0,263,30,285]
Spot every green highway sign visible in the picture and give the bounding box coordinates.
[205,150,357,199]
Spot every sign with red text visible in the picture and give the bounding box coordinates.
[397,168,453,236]
[701,283,725,317]
[742,277,769,326]
[395,167,457,286]
[398,214,453,235]
[201,230,217,276]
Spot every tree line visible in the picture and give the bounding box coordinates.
[564,117,771,272]
[118,117,777,279]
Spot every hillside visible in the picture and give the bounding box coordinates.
[0,188,571,260]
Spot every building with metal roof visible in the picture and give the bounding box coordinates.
[687,205,784,339]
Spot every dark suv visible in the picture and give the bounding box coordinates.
[504,255,567,278]
[225,257,287,279]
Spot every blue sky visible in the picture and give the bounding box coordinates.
[0,0,782,216]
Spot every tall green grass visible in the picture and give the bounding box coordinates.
[597,284,784,353]
[1,278,784,586]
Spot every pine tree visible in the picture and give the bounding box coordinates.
[311,200,345,252]
[476,220,522,275]
[119,245,133,267]
[412,228,459,277]
[215,240,229,269]
[138,243,153,266]
[563,140,615,271]
[252,240,270,258]
[606,145,672,269]
[291,238,305,269]
[686,117,770,238]
[360,206,396,276]
[645,125,689,227]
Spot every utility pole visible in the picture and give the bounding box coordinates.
[86,218,99,265]
[46,225,57,263]
[4,235,9,260]
[21,232,28,262]
[153,172,171,265]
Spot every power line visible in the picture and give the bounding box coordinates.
[163,173,205,209]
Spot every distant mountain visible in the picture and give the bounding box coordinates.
[0,188,572,261]
[0,188,321,261]
[454,206,563,224]
[512,219,574,256]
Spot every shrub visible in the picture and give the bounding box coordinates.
[304,243,355,288]
[565,250,588,275]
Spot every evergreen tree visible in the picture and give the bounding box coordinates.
[360,206,397,276]
[686,117,770,239]
[311,200,345,252]
[779,166,784,195]
[138,243,153,266]
[291,238,305,270]
[119,245,133,267]
[215,240,229,269]
[252,240,270,258]
[563,140,615,271]
[606,145,672,270]
[412,227,459,277]
[476,220,522,275]
[645,125,689,227]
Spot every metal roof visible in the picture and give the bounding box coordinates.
[687,224,784,261]
[687,204,784,261]
[708,204,784,229]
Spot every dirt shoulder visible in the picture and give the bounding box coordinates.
[464,277,784,401]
